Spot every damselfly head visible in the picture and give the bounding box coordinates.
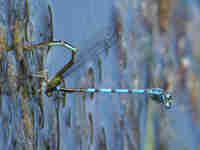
[149,88,173,109]
[161,92,173,109]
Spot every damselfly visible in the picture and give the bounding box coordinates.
[56,87,172,109]
[24,25,172,109]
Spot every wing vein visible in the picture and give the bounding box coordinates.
[63,24,117,78]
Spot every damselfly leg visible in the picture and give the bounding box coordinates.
[25,41,77,97]
[8,39,78,96]
[45,44,77,97]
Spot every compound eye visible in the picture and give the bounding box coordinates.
[164,100,172,109]
[160,92,172,109]
[166,93,172,99]
[164,93,173,109]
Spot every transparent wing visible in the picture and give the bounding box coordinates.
[62,24,118,78]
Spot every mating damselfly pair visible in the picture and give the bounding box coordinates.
[26,24,172,110]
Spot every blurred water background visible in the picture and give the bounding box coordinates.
[1,0,200,150]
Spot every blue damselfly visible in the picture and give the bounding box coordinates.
[13,12,172,109]
[36,25,172,109]
[9,23,172,109]
[56,87,172,109]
